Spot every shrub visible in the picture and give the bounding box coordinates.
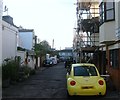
[2,58,19,81]
[19,65,31,79]
[2,63,10,80]
[30,69,36,75]
[9,60,19,81]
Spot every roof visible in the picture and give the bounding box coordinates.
[72,63,95,67]
[81,46,98,53]
[19,29,34,32]
[2,15,14,25]
[2,15,18,28]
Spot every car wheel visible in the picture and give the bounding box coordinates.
[67,90,72,98]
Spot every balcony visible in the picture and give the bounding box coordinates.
[99,21,116,45]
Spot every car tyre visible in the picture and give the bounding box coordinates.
[67,90,73,98]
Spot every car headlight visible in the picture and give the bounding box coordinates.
[50,62,52,64]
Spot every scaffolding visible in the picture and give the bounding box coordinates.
[74,0,99,63]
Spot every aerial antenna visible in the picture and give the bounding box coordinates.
[4,5,8,15]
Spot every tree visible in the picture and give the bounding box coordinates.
[34,40,51,57]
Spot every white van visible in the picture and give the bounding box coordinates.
[50,57,57,65]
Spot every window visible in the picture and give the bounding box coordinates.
[110,49,119,69]
[99,2,105,24]
[105,1,115,21]
[99,0,115,25]
[74,66,98,76]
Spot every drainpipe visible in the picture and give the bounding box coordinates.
[106,45,110,68]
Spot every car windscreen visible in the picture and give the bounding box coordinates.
[47,59,52,62]
[74,66,98,76]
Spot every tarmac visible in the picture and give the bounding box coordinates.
[2,64,120,99]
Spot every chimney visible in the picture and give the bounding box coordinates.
[2,15,14,25]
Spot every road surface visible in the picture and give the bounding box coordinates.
[2,62,120,99]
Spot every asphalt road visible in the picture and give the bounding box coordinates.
[2,62,120,100]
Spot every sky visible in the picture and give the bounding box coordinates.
[3,0,77,50]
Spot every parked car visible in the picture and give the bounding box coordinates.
[49,57,57,65]
[66,63,106,96]
[64,58,74,68]
[57,58,60,63]
[43,59,53,67]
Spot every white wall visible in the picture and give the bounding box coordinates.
[0,0,2,65]
[17,51,26,65]
[99,1,120,50]
[2,20,18,61]
[115,2,120,39]
[115,1,120,28]
[0,1,3,99]
[99,21,116,43]
[27,56,35,69]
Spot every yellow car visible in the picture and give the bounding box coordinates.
[66,63,106,96]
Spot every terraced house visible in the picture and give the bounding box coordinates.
[2,15,37,70]
[18,28,36,69]
[99,0,120,90]
[2,15,18,62]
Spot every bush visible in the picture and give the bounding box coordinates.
[19,65,31,79]
[30,69,36,75]
[2,57,36,83]
[9,60,19,81]
[2,58,19,81]
[2,63,10,80]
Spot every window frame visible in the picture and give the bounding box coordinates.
[110,49,119,69]
[104,1,115,22]
[99,1,115,25]
[74,66,98,76]
[99,2,105,24]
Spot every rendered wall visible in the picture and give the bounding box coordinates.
[0,0,2,65]
[0,0,3,99]
[2,21,18,61]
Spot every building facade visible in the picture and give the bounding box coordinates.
[2,16,18,62]
[18,28,35,50]
[58,48,73,61]
[0,0,3,65]
[18,28,36,69]
[99,0,120,90]
[0,0,3,99]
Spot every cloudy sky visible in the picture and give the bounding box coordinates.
[3,0,77,50]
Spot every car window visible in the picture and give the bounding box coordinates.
[46,60,50,62]
[74,66,98,76]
